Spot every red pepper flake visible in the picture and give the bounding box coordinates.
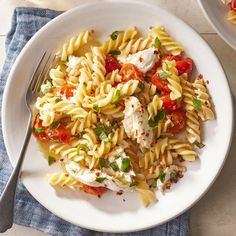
[123,199,126,202]
[154,50,159,54]
[139,57,143,63]
[95,172,100,177]
[206,80,209,84]
[60,158,64,162]
[65,173,69,177]
[131,104,134,108]
[97,194,101,198]
[198,74,203,80]
[116,190,124,195]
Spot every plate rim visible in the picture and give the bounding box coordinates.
[1,0,234,232]
[197,0,236,50]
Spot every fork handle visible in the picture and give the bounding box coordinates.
[0,115,32,233]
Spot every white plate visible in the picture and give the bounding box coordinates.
[2,0,233,233]
[198,0,236,50]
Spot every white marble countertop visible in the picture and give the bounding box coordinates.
[0,0,236,235]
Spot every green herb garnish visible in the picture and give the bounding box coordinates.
[121,158,130,172]
[111,90,121,104]
[110,162,119,171]
[138,82,145,92]
[33,127,45,134]
[109,50,121,56]
[157,70,168,80]
[51,121,60,130]
[151,178,158,188]
[154,36,161,49]
[159,171,166,183]
[73,133,82,138]
[55,97,62,103]
[148,109,166,128]
[44,85,55,94]
[48,156,56,166]
[93,104,100,113]
[110,31,120,40]
[170,171,177,181]
[130,181,138,187]
[194,141,205,149]
[96,177,106,183]
[99,158,110,168]
[192,97,203,112]
[93,125,109,141]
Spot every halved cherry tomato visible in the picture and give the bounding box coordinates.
[120,64,143,82]
[176,58,193,75]
[169,109,186,134]
[160,94,182,113]
[59,85,76,98]
[151,74,170,94]
[231,0,236,11]
[32,115,49,141]
[82,185,107,196]
[105,56,122,73]
[46,124,70,143]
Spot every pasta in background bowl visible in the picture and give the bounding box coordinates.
[2,0,233,232]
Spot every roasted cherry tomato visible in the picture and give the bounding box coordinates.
[231,0,236,11]
[46,124,70,143]
[151,74,170,94]
[161,94,182,113]
[32,115,49,141]
[59,85,76,98]
[82,185,107,196]
[105,56,122,73]
[176,58,193,75]
[120,63,143,82]
[169,109,186,134]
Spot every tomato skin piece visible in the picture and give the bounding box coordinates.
[32,115,49,141]
[176,58,193,75]
[82,185,107,196]
[59,85,76,98]
[105,56,122,74]
[231,0,236,11]
[119,63,143,82]
[151,74,170,94]
[161,94,182,113]
[46,124,70,143]
[169,109,186,134]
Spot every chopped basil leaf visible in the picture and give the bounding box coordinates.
[138,82,145,92]
[93,104,100,113]
[48,156,56,166]
[192,97,202,112]
[121,158,130,172]
[51,121,60,130]
[130,181,138,187]
[110,162,119,171]
[154,36,161,49]
[77,144,88,154]
[44,85,55,94]
[99,158,110,168]
[55,97,62,103]
[109,50,121,56]
[111,90,121,104]
[148,109,166,128]
[194,141,205,149]
[157,70,168,80]
[170,171,177,181]
[151,178,158,188]
[96,177,106,183]
[110,31,120,40]
[33,127,45,134]
[159,171,166,183]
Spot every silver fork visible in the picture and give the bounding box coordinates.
[0,52,56,233]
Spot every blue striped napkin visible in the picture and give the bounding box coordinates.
[0,7,190,236]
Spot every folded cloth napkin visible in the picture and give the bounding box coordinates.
[0,7,190,236]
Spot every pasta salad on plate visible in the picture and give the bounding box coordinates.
[32,26,215,207]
